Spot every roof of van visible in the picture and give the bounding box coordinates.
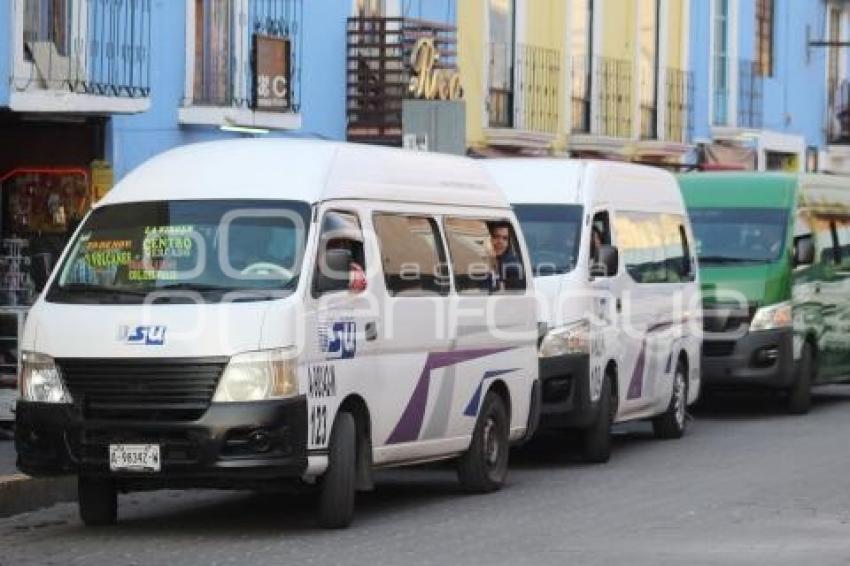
[677,172,850,209]
[483,158,682,208]
[97,139,508,209]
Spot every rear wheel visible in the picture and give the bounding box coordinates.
[787,343,813,415]
[579,376,613,463]
[652,359,688,440]
[78,476,117,527]
[457,392,509,493]
[317,412,357,529]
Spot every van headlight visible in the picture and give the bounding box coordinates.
[20,352,73,404]
[213,348,298,403]
[750,302,792,332]
[539,320,590,358]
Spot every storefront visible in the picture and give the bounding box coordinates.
[0,112,109,421]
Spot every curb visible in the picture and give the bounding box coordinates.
[0,474,77,518]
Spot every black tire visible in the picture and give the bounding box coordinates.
[787,343,813,415]
[580,377,614,463]
[457,392,509,493]
[653,358,689,440]
[317,412,357,529]
[78,476,117,527]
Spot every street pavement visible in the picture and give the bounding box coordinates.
[0,386,849,566]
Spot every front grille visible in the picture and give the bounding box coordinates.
[703,304,757,334]
[69,428,201,466]
[58,358,228,422]
[703,341,736,357]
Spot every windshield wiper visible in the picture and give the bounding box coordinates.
[59,284,148,296]
[699,256,770,265]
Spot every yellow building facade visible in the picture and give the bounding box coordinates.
[458,0,692,163]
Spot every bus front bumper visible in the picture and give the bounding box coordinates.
[537,353,598,429]
[701,328,795,389]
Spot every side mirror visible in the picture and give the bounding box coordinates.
[314,248,352,294]
[592,244,619,278]
[793,235,815,267]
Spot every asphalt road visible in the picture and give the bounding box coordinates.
[1,387,849,566]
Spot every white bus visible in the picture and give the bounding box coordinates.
[15,140,539,528]
[485,159,701,462]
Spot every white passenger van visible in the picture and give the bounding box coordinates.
[484,159,701,462]
[15,140,539,528]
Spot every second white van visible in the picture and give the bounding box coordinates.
[485,159,701,462]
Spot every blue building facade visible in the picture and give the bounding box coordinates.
[691,0,850,172]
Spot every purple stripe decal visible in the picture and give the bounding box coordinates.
[463,368,519,417]
[626,339,647,400]
[387,347,513,444]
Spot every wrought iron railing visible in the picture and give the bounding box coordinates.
[17,0,151,98]
[595,56,632,138]
[513,44,560,134]
[188,0,302,112]
[571,56,592,134]
[827,79,850,144]
[346,16,457,145]
[488,42,514,129]
[663,67,694,144]
[738,59,763,129]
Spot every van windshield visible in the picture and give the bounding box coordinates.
[688,207,788,265]
[47,200,311,304]
[513,204,583,275]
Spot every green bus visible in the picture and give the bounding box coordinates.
[679,173,850,413]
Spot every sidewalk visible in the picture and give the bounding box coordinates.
[0,437,77,518]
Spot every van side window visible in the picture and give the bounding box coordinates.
[312,211,366,297]
[373,214,449,296]
[614,211,668,284]
[589,211,612,276]
[661,214,694,282]
[813,215,840,266]
[444,217,527,294]
[835,216,850,267]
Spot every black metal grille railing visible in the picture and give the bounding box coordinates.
[59,358,228,422]
[513,44,561,134]
[17,0,151,98]
[827,79,850,144]
[596,56,632,138]
[738,59,763,129]
[187,0,302,112]
[571,55,591,134]
[346,16,457,145]
[488,42,514,129]
[663,67,694,144]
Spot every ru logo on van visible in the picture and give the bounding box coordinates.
[119,325,167,346]
[319,321,356,360]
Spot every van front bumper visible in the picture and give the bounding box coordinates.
[15,396,308,488]
[537,353,597,429]
[701,328,795,389]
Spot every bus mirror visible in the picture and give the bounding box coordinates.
[794,235,814,267]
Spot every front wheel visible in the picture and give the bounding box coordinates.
[317,412,357,529]
[78,476,117,527]
[652,359,689,440]
[787,343,813,415]
[579,377,613,463]
[457,392,509,493]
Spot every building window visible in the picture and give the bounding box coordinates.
[639,0,660,139]
[755,0,774,77]
[712,0,729,126]
[488,0,516,128]
[571,0,593,133]
[193,0,233,106]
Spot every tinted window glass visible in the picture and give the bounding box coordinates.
[49,200,310,304]
[688,207,788,265]
[373,214,448,296]
[615,211,668,284]
[513,204,583,276]
[835,216,850,267]
[444,217,526,294]
[660,213,694,282]
[312,211,365,297]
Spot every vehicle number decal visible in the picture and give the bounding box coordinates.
[310,404,328,446]
[308,364,336,398]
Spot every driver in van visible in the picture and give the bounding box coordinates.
[324,238,366,293]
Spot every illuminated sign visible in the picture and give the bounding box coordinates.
[408,38,463,101]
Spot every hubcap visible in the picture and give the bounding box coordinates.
[674,370,686,428]
[482,417,500,466]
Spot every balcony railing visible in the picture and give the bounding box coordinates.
[513,44,560,134]
[663,67,694,144]
[595,57,633,138]
[827,79,850,144]
[487,42,514,129]
[17,0,151,98]
[571,55,591,134]
[346,16,457,145]
[738,59,763,129]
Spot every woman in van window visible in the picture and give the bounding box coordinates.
[488,222,523,292]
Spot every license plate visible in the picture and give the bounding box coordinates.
[109,444,161,473]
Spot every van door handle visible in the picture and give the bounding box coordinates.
[616,298,622,313]
[814,284,821,294]
[365,322,378,341]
